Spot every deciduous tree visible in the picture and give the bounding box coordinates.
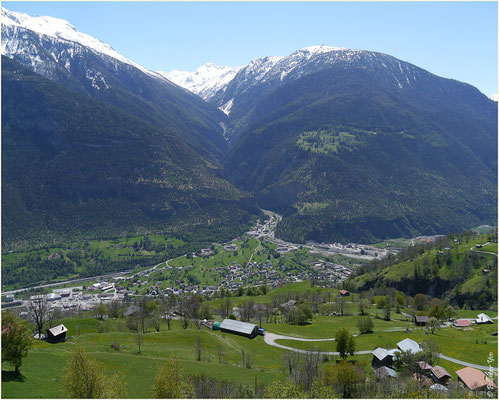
[357,316,374,334]
[325,361,364,398]
[151,357,191,398]
[426,317,440,334]
[2,311,33,373]
[27,295,50,337]
[62,346,126,398]
[336,327,355,360]
[94,302,108,320]
[135,331,143,354]
[358,299,370,315]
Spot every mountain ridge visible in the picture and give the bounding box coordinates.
[2,8,497,247]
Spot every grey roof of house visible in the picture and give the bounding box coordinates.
[397,338,422,354]
[124,305,138,317]
[374,366,398,379]
[48,324,68,336]
[372,347,392,361]
[477,313,493,323]
[220,319,257,335]
[430,384,448,391]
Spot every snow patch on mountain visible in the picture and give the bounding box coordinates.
[160,63,242,101]
[219,98,235,115]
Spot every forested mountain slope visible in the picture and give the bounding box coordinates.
[1,57,257,250]
[221,49,497,243]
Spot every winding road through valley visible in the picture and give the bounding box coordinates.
[263,331,498,371]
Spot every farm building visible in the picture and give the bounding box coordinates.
[416,361,434,377]
[431,365,452,385]
[219,319,258,339]
[414,315,428,326]
[397,338,422,354]
[374,366,398,380]
[46,324,68,343]
[124,305,139,317]
[476,313,493,324]
[456,367,497,391]
[453,319,472,327]
[339,289,350,296]
[371,347,397,368]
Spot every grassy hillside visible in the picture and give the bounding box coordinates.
[351,232,497,308]
[2,279,497,398]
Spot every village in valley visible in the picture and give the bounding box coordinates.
[1,216,497,398]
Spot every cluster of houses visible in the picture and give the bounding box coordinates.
[371,338,496,393]
[246,217,276,239]
[453,313,494,328]
[304,240,386,259]
[311,262,352,282]
[127,256,353,300]
[213,261,287,291]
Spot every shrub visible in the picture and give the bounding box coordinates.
[357,316,374,334]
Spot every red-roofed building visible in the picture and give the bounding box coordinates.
[453,319,472,327]
[456,367,497,391]
[339,289,350,296]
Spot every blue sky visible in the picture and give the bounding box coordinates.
[3,1,498,97]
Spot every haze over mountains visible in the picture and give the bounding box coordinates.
[2,8,497,249]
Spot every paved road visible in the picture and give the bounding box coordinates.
[263,331,373,355]
[438,354,498,371]
[470,243,497,257]
[2,259,169,296]
[248,240,262,264]
[2,270,131,295]
[263,331,498,371]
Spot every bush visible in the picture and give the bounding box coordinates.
[357,316,374,334]
[110,340,121,351]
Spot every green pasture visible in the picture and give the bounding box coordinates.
[2,319,286,399]
[262,314,409,339]
[481,243,498,253]
[274,322,497,368]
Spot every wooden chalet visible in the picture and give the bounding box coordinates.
[46,324,68,343]
[371,347,396,368]
[414,315,429,326]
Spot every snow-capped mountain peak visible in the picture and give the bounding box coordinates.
[294,45,346,54]
[1,8,165,80]
[160,63,242,101]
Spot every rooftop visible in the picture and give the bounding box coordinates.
[456,367,497,391]
[397,338,422,354]
[47,324,68,336]
[220,319,258,335]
